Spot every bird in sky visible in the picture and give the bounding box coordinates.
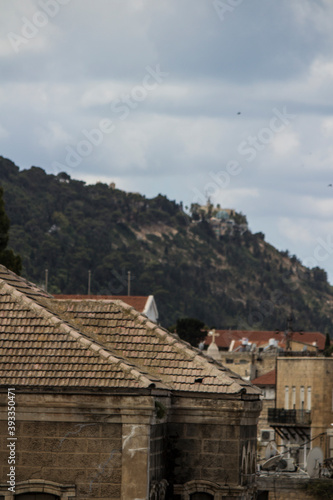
[328,184,332,187]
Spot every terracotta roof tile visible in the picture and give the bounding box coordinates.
[55,294,149,313]
[251,370,276,386]
[0,277,165,390]
[48,297,261,396]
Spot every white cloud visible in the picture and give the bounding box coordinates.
[277,217,314,245]
[271,130,300,156]
[0,124,9,139]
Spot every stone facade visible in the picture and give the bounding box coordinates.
[219,352,277,381]
[0,392,158,500]
[168,396,261,499]
[275,357,333,458]
[0,391,262,500]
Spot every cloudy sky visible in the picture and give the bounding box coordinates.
[1,0,333,281]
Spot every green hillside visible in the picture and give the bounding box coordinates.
[1,155,333,335]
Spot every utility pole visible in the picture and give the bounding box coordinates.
[127,271,131,296]
[45,269,48,292]
[88,270,91,296]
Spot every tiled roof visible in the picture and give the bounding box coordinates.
[55,295,149,313]
[49,298,261,395]
[0,265,51,300]
[0,274,164,390]
[251,370,276,386]
[0,265,260,396]
[205,329,326,351]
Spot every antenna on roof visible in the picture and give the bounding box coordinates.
[88,270,91,295]
[275,312,303,352]
[45,269,48,292]
[127,271,131,296]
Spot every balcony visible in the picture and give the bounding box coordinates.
[268,408,311,426]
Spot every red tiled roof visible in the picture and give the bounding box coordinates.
[251,370,276,386]
[205,329,326,351]
[55,295,148,313]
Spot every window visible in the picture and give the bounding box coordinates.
[300,386,305,410]
[284,386,289,409]
[307,387,311,411]
[292,386,296,409]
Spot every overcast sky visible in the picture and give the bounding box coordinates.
[1,0,333,282]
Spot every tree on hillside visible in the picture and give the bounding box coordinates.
[324,333,333,357]
[0,186,21,274]
[171,317,207,347]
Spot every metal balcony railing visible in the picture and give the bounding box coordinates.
[268,408,311,426]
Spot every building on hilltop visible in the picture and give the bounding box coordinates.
[0,265,261,500]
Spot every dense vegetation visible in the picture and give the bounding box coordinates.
[0,184,21,274]
[1,155,333,335]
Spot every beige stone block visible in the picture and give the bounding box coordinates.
[99,482,121,497]
[17,451,56,467]
[18,436,43,451]
[21,421,56,437]
[57,421,100,439]
[202,439,219,454]
[101,423,122,439]
[77,481,100,498]
[44,436,87,453]
[86,438,121,454]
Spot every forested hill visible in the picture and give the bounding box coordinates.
[1,155,333,334]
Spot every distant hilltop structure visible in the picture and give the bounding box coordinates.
[190,201,248,238]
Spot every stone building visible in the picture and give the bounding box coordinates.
[204,330,326,384]
[250,370,276,461]
[268,357,333,469]
[0,265,261,500]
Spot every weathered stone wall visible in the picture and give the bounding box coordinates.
[167,421,241,486]
[0,391,156,500]
[150,423,166,483]
[276,357,333,451]
[167,396,261,499]
[4,419,122,499]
